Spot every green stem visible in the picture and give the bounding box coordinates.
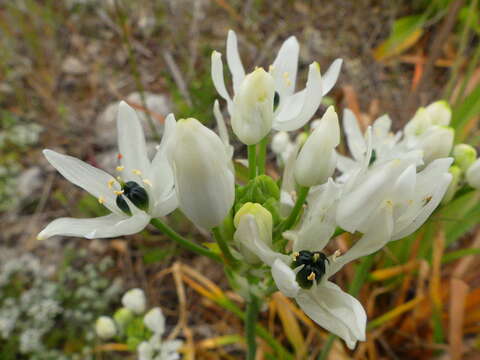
[245,294,260,360]
[150,218,221,263]
[248,144,257,179]
[281,186,310,231]
[318,335,336,360]
[257,136,268,175]
[212,227,237,266]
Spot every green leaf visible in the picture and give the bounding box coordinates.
[452,83,480,141]
[373,15,425,60]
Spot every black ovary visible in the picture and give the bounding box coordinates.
[292,250,329,289]
[116,181,149,215]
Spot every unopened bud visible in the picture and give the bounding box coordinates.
[95,316,117,340]
[453,144,477,172]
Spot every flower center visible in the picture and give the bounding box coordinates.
[116,181,149,214]
[291,250,329,289]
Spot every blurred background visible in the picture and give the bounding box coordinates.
[1,0,480,359]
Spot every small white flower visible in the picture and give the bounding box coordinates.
[95,316,117,340]
[144,307,165,335]
[37,101,178,240]
[138,341,154,360]
[122,288,146,315]
[166,118,235,229]
[212,30,342,132]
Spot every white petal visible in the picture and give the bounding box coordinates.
[296,281,366,350]
[226,30,246,93]
[151,188,178,218]
[391,164,416,203]
[321,58,342,96]
[144,307,165,335]
[273,62,323,131]
[272,259,300,298]
[37,213,150,240]
[211,51,232,104]
[279,142,300,217]
[328,204,393,278]
[271,36,300,97]
[343,109,366,161]
[43,149,119,214]
[466,158,480,189]
[213,100,231,152]
[117,101,151,181]
[392,158,453,240]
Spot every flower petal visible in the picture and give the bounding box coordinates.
[296,281,366,350]
[226,30,246,93]
[211,51,232,104]
[37,213,150,240]
[273,62,323,131]
[117,101,151,181]
[271,36,300,98]
[343,109,366,161]
[322,58,342,96]
[43,149,119,214]
[272,259,300,298]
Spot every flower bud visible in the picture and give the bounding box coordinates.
[453,144,477,172]
[121,288,146,314]
[404,107,431,137]
[425,100,451,126]
[231,68,275,145]
[466,158,480,189]
[143,307,165,335]
[113,307,134,331]
[417,126,454,164]
[95,316,117,340]
[167,118,235,229]
[233,202,273,264]
[294,106,340,187]
[442,165,461,204]
[271,131,291,155]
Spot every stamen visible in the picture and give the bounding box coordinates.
[307,272,316,281]
[116,166,124,172]
[142,179,153,187]
[332,250,342,262]
[107,179,116,189]
[114,190,124,196]
[132,169,142,176]
[98,196,105,204]
[292,251,300,260]
[313,253,320,262]
[117,153,123,160]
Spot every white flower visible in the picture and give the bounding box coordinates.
[122,288,146,314]
[294,106,340,187]
[238,181,366,349]
[138,341,155,360]
[144,307,165,335]
[466,158,480,189]
[212,30,342,132]
[408,125,454,164]
[336,157,453,254]
[37,101,177,240]
[453,144,477,172]
[231,68,275,144]
[95,316,117,340]
[138,336,183,360]
[167,118,235,229]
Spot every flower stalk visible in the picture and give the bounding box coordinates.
[248,144,257,179]
[150,218,222,263]
[245,294,261,360]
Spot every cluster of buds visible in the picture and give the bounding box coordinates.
[94,288,182,360]
[38,29,476,351]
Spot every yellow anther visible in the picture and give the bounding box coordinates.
[107,179,116,189]
[142,179,153,187]
[307,272,316,281]
[98,196,105,204]
[332,249,342,262]
[313,253,320,262]
[114,190,124,196]
[116,165,124,172]
[132,169,142,176]
[386,199,394,207]
[292,251,300,260]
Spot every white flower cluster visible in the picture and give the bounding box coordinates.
[0,248,121,359]
[37,30,463,350]
[95,288,182,360]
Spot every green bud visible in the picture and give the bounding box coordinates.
[453,144,477,172]
[442,165,461,204]
[113,307,134,331]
